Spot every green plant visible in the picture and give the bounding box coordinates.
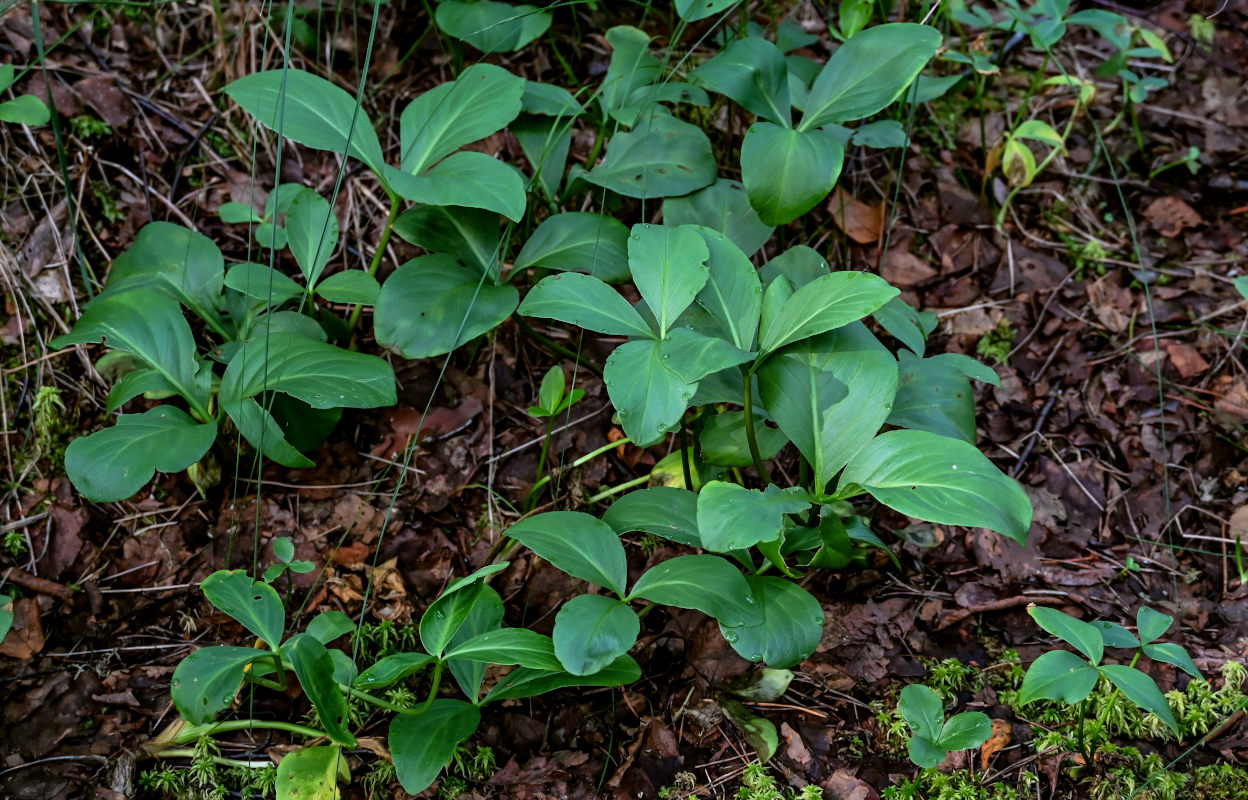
[0,64,50,125]
[0,593,13,645]
[736,761,823,800]
[1017,605,1201,763]
[49,217,396,502]
[150,567,637,798]
[69,113,111,139]
[976,319,1014,364]
[897,684,993,768]
[3,530,26,557]
[525,365,585,509]
[262,536,315,584]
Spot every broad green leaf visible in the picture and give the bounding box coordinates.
[275,746,345,800]
[1013,119,1065,147]
[668,184,773,261]
[482,655,640,703]
[601,486,701,547]
[1091,621,1140,649]
[306,611,355,645]
[103,368,178,414]
[506,511,629,596]
[938,712,993,750]
[65,407,217,502]
[95,222,226,323]
[446,585,504,700]
[384,152,526,221]
[604,339,696,447]
[1136,606,1173,644]
[929,352,1001,386]
[838,429,1033,543]
[1100,664,1178,733]
[627,554,762,628]
[224,262,304,306]
[286,188,338,287]
[171,646,267,724]
[852,119,909,148]
[658,328,753,383]
[838,0,873,39]
[522,81,585,116]
[390,700,481,794]
[537,366,566,414]
[759,245,829,289]
[874,296,934,356]
[515,212,630,284]
[757,325,896,492]
[202,569,286,650]
[697,482,810,551]
[584,113,716,199]
[1029,606,1104,665]
[519,273,653,338]
[699,410,787,467]
[419,564,508,658]
[0,93,50,125]
[689,226,763,348]
[220,334,395,409]
[400,63,524,176]
[741,122,845,226]
[719,575,823,668]
[445,628,563,672]
[0,594,12,646]
[800,23,942,129]
[284,634,356,747]
[512,112,572,201]
[908,736,947,769]
[315,271,380,305]
[435,0,551,53]
[52,292,208,414]
[222,396,316,468]
[759,271,898,355]
[1142,642,1201,679]
[599,26,662,119]
[888,354,976,442]
[722,698,779,761]
[899,684,943,741]
[628,223,709,337]
[224,70,385,174]
[219,201,264,224]
[553,594,640,676]
[392,205,501,279]
[692,37,790,125]
[354,653,436,689]
[374,255,518,359]
[675,0,738,21]
[1018,649,1100,705]
[0,64,12,93]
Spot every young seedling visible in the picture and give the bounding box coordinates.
[898,684,993,768]
[1018,605,1200,763]
[524,366,585,510]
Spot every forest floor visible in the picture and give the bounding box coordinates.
[3,1,1248,798]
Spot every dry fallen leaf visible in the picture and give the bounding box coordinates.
[882,247,938,287]
[980,718,1012,768]
[1144,195,1202,238]
[1229,504,1248,543]
[1086,275,1129,333]
[828,187,884,245]
[1164,342,1209,378]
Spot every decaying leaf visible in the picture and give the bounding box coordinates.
[980,718,1011,768]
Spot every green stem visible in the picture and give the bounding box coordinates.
[151,750,272,769]
[741,368,771,485]
[1083,652,1141,757]
[529,436,632,498]
[586,474,649,505]
[678,424,693,490]
[996,97,1084,228]
[525,420,555,512]
[169,719,327,746]
[348,191,400,335]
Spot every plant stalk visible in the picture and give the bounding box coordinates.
[348,191,400,336]
[741,368,771,485]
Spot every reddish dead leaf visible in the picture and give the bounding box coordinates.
[980,718,1012,768]
[1229,504,1248,543]
[72,73,130,128]
[609,426,643,467]
[781,722,812,767]
[0,598,45,659]
[1214,376,1248,422]
[1144,195,1202,238]
[882,247,937,288]
[828,187,883,245]
[1164,342,1209,378]
[331,540,371,565]
[822,769,874,800]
